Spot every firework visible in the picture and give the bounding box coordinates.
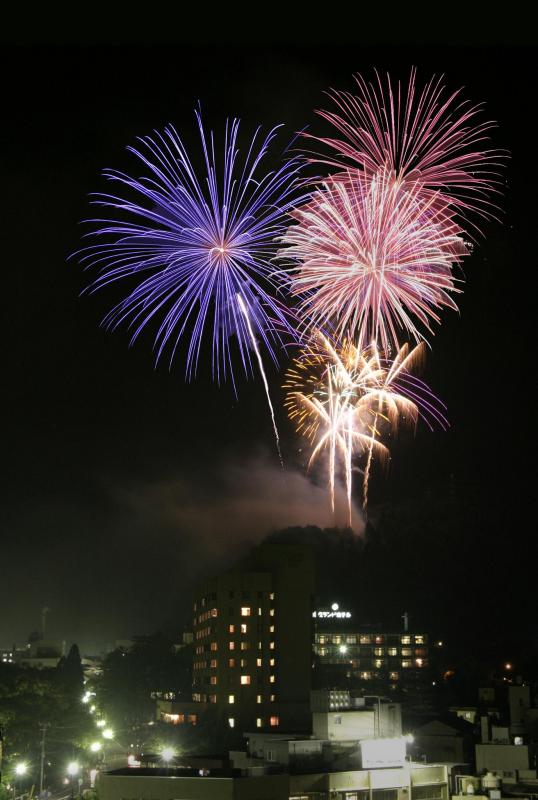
[284,334,447,522]
[75,110,307,388]
[280,168,468,354]
[306,67,504,222]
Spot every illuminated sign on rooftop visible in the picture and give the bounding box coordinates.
[360,737,406,768]
[312,602,352,619]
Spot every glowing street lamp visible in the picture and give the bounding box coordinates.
[15,763,28,777]
[90,742,101,753]
[96,719,106,728]
[102,729,114,740]
[161,748,175,763]
[66,762,80,800]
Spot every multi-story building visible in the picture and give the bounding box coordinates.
[313,604,428,692]
[191,542,315,732]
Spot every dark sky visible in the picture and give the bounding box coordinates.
[1,43,535,654]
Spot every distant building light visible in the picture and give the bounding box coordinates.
[331,602,339,611]
[228,718,235,728]
[228,695,235,704]
[339,645,348,654]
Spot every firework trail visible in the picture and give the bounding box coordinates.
[280,168,468,355]
[305,67,504,224]
[74,110,307,391]
[237,293,283,465]
[284,334,448,522]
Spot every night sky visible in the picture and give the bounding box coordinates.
[2,42,535,654]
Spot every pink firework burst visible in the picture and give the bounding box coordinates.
[280,168,469,353]
[306,68,505,223]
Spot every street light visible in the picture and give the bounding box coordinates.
[90,742,101,753]
[96,719,106,728]
[161,747,175,763]
[66,763,79,800]
[15,764,28,777]
[161,747,175,776]
[102,729,114,740]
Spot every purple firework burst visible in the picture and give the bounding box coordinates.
[75,111,307,386]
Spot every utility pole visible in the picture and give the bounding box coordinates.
[41,608,50,640]
[39,723,50,795]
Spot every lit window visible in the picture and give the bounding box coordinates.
[211,608,218,617]
[256,694,263,704]
[229,658,235,667]
[375,635,384,643]
[228,717,235,728]
[241,607,251,617]
[209,694,217,703]
[240,642,249,651]
[402,660,412,668]
[210,659,217,668]
[210,642,217,651]
[374,648,384,656]
[240,658,246,667]
[401,648,412,656]
[270,694,275,702]
[270,716,279,727]
[228,695,235,704]
[269,593,275,600]
[415,658,424,667]
[270,608,275,616]
[188,714,197,725]
[388,647,398,656]
[389,671,399,680]
[269,675,275,683]
[240,624,247,634]
[210,676,217,685]
[374,659,384,668]
[229,642,235,650]
[360,635,372,644]
[269,642,275,650]
[332,635,341,645]
[318,635,326,644]
[258,641,262,650]
[415,635,424,644]
[346,636,357,644]
[270,658,275,666]
[401,635,411,644]
[258,608,262,616]
[229,624,235,633]
[240,675,251,685]
[257,658,262,667]
[256,718,263,728]
[269,625,275,633]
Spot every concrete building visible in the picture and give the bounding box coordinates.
[17,639,65,669]
[189,543,315,732]
[98,758,448,800]
[313,606,428,692]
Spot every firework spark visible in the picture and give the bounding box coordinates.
[75,110,307,389]
[306,67,504,222]
[284,334,448,522]
[280,168,468,355]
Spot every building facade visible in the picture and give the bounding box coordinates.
[191,543,315,732]
[313,609,428,692]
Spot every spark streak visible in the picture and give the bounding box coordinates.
[238,293,283,466]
